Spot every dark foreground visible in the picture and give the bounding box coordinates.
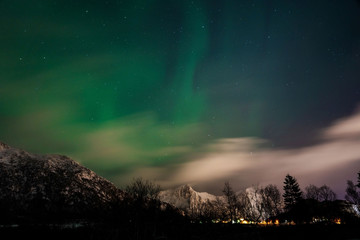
[1,223,360,240]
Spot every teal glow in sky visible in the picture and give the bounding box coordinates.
[1,0,360,194]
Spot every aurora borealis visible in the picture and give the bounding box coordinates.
[1,0,360,196]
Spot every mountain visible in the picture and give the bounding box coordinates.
[0,142,124,222]
[159,184,222,214]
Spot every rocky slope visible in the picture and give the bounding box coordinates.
[0,142,124,221]
[159,184,222,214]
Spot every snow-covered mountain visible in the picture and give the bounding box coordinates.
[0,141,124,220]
[159,184,222,213]
[159,185,283,221]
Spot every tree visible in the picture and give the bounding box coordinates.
[283,174,303,210]
[237,190,253,221]
[345,171,360,206]
[260,184,283,218]
[345,180,360,205]
[124,178,163,240]
[318,185,336,201]
[305,184,321,201]
[212,196,228,221]
[240,184,283,222]
[242,185,265,222]
[222,181,238,222]
[192,199,224,223]
[125,177,161,201]
[305,184,336,202]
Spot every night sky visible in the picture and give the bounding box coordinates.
[1,0,360,197]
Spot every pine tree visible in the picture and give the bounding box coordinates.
[283,174,303,210]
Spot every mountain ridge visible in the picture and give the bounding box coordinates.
[0,141,124,221]
[159,184,223,214]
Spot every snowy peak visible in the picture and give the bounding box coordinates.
[159,185,219,213]
[174,184,195,198]
[179,184,194,192]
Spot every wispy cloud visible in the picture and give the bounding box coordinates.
[77,112,207,173]
[161,108,360,196]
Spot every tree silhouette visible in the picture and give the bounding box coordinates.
[237,190,253,221]
[318,185,336,201]
[222,181,238,222]
[241,185,265,222]
[260,184,283,218]
[305,184,321,201]
[125,177,161,201]
[305,184,336,202]
[345,171,360,207]
[345,180,360,205]
[283,174,302,210]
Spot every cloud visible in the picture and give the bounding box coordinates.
[170,138,263,184]
[321,106,360,140]
[76,112,207,173]
[162,108,360,196]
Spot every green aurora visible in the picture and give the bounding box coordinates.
[0,0,213,181]
[1,0,360,189]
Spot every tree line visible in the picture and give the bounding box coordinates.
[126,171,360,224]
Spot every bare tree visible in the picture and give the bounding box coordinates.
[318,185,336,201]
[305,184,336,201]
[240,184,283,222]
[237,190,253,221]
[125,177,161,201]
[193,199,223,223]
[246,185,266,222]
[200,200,216,222]
[124,178,162,240]
[222,181,238,222]
[260,184,283,218]
[305,184,321,201]
[213,196,227,221]
[345,180,360,205]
